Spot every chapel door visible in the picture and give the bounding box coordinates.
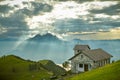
[84,64,88,71]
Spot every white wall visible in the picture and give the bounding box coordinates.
[71,53,94,73]
[77,63,84,72]
[76,63,92,72]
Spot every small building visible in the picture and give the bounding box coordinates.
[69,45,113,73]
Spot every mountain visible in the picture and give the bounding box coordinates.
[39,60,66,76]
[65,60,120,80]
[28,33,62,42]
[0,55,66,80]
[1,38,120,64]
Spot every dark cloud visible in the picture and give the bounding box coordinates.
[0,1,53,39]
[30,1,53,14]
[89,2,120,15]
[90,16,120,28]
[0,4,13,14]
[0,0,120,40]
[53,18,120,34]
[0,1,53,16]
[53,19,89,33]
[0,30,23,38]
[18,8,32,16]
[54,0,110,2]
[0,9,28,39]
[20,1,53,16]
[0,11,27,28]
[94,21,120,28]
[56,0,120,1]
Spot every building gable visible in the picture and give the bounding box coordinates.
[69,53,93,63]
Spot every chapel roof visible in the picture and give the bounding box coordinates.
[73,45,90,51]
[69,48,113,61]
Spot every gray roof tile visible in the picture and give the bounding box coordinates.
[69,48,112,61]
[73,45,90,50]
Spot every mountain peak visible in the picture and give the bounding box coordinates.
[28,33,61,42]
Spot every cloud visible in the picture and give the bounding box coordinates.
[67,27,120,40]
[0,0,120,40]
[0,12,27,28]
[53,18,90,33]
[0,0,54,39]
[17,1,53,16]
[89,2,120,15]
[0,26,7,34]
[67,31,96,35]
[30,1,53,15]
[53,17,120,33]
[0,0,53,16]
[0,8,29,38]
[0,4,13,14]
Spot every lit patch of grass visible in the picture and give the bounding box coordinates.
[65,60,120,80]
[0,55,53,80]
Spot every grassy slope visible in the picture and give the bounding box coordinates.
[66,60,120,80]
[39,60,66,76]
[0,55,52,80]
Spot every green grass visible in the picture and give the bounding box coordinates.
[0,55,53,80]
[65,60,120,80]
[1,55,119,80]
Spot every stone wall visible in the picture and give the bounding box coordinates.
[71,53,94,73]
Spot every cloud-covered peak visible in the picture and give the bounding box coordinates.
[28,33,62,42]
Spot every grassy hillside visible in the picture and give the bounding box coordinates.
[65,60,120,80]
[39,60,66,76]
[0,55,65,80]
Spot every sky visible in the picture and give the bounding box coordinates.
[0,0,120,63]
[0,0,120,40]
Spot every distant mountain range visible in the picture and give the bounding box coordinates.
[1,33,119,42]
[0,33,62,42]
